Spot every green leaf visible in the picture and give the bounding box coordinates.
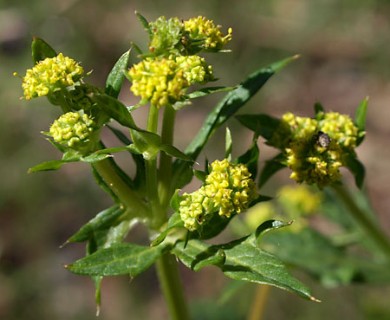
[81,153,112,163]
[258,153,286,188]
[31,37,57,64]
[225,127,233,160]
[235,114,282,140]
[106,125,145,189]
[344,154,365,189]
[92,93,140,130]
[67,242,170,277]
[28,159,72,173]
[66,205,126,243]
[355,97,368,146]
[186,86,235,100]
[160,144,193,162]
[172,220,317,301]
[151,211,184,246]
[172,55,299,189]
[105,50,131,98]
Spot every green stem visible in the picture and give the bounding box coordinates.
[92,159,148,217]
[145,105,160,225]
[331,184,390,259]
[156,254,190,320]
[146,105,190,319]
[159,105,176,210]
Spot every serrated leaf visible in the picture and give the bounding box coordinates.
[105,50,131,98]
[235,114,282,140]
[66,205,125,243]
[172,55,299,189]
[31,37,57,63]
[172,220,317,301]
[258,153,286,188]
[67,242,170,277]
[355,97,368,146]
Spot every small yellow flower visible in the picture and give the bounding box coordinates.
[175,55,213,84]
[179,159,257,231]
[21,53,84,100]
[129,55,213,108]
[48,111,97,150]
[183,16,232,51]
[277,111,359,187]
[318,112,359,150]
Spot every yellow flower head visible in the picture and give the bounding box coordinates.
[129,55,213,108]
[179,159,257,231]
[183,16,232,51]
[21,53,84,100]
[317,112,360,150]
[48,111,97,150]
[279,112,358,187]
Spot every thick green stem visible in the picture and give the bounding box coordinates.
[159,105,176,210]
[145,105,162,227]
[156,254,190,320]
[145,104,190,319]
[92,159,148,217]
[331,184,390,259]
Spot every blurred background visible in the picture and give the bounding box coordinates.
[1,0,390,319]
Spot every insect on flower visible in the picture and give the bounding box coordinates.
[316,131,331,148]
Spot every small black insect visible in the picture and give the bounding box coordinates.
[316,131,331,148]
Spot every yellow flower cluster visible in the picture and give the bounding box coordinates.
[48,111,96,149]
[175,55,213,84]
[179,159,257,231]
[318,112,359,150]
[278,111,359,187]
[184,16,233,51]
[21,53,84,100]
[129,55,213,108]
